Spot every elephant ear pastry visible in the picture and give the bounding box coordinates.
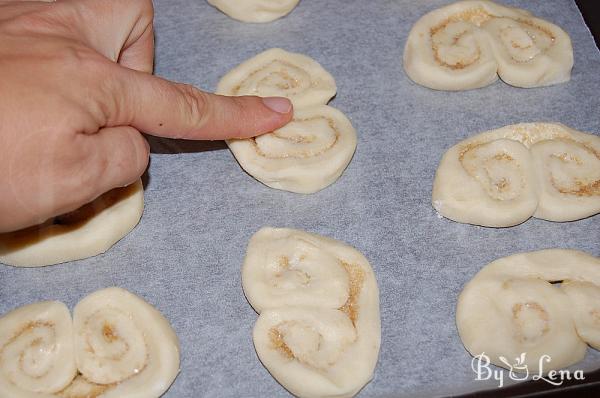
[243,227,380,398]
[0,180,144,267]
[0,288,180,398]
[457,249,600,373]
[403,0,573,90]
[207,0,300,23]
[433,123,600,227]
[216,48,336,108]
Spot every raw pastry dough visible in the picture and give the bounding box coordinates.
[227,105,357,194]
[207,0,300,23]
[403,0,573,90]
[0,301,77,397]
[242,227,380,398]
[0,287,180,398]
[72,288,180,398]
[0,180,144,267]
[432,123,600,227]
[216,48,336,108]
[530,137,600,222]
[456,249,600,373]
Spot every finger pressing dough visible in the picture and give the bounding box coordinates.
[432,123,600,227]
[457,249,600,373]
[207,0,300,23]
[243,227,380,398]
[0,287,180,398]
[0,180,144,267]
[227,105,357,193]
[216,48,336,108]
[403,0,573,90]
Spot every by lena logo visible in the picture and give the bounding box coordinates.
[471,352,585,388]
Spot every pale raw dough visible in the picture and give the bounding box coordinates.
[403,0,573,90]
[207,0,300,23]
[530,136,600,222]
[242,227,380,398]
[0,287,180,398]
[456,249,600,373]
[0,179,144,267]
[0,301,77,397]
[73,288,180,398]
[216,48,336,108]
[227,105,357,194]
[432,123,600,227]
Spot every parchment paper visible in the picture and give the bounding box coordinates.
[1,0,599,396]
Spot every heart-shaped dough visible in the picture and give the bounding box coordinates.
[457,249,600,373]
[0,180,144,267]
[227,105,357,193]
[207,0,300,23]
[433,123,600,227]
[242,227,380,398]
[217,48,336,108]
[403,0,573,90]
[0,288,180,398]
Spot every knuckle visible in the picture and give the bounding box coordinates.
[129,131,150,173]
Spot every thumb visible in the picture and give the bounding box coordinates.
[109,68,293,140]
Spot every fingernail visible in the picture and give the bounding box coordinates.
[262,97,292,114]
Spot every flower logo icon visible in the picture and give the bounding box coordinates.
[499,353,529,380]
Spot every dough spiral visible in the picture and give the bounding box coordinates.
[0,301,76,397]
[217,48,336,108]
[227,105,357,193]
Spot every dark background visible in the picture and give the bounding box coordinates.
[576,0,600,48]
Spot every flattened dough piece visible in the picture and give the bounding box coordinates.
[217,48,336,108]
[0,301,77,397]
[0,180,144,267]
[73,287,180,398]
[561,281,600,350]
[403,0,573,90]
[227,105,357,193]
[457,249,600,373]
[243,227,380,398]
[207,0,300,23]
[433,123,600,226]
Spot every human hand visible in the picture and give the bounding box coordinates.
[0,0,293,233]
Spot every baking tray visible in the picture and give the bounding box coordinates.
[1,0,599,397]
